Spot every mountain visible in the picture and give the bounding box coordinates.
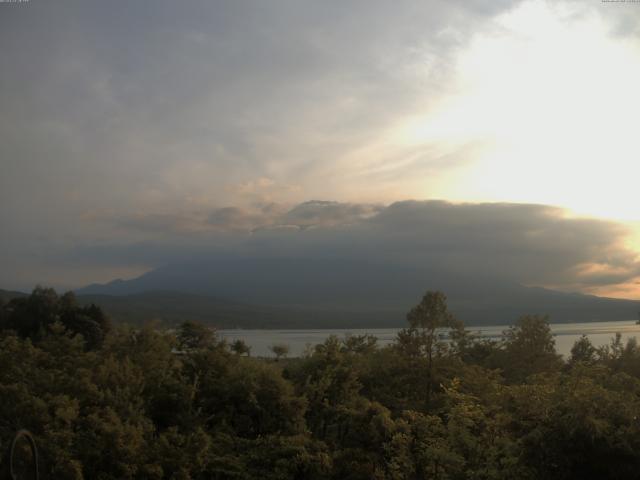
[0,287,314,329]
[77,258,640,327]
[75,291,346,329]
[0,288,28,304]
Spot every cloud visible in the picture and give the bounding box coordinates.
[0,0,525,234]
[207,207,268,232]
[358,201,640,289]
[281,201,382,228]
[3,0,639,295]
[115,213,205,234]
[114,200,383,235]
[45,200,640,295]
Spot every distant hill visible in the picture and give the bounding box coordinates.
[0,288,294,329]
[75,291,335,329]
[76,258,640,327]
[0,288,28,304]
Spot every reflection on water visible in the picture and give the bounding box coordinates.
[219,320,640,358]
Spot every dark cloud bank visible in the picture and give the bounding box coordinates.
[3,1,640,323]
[1,0,530,291]
[77,200,640,326]
[81,200,640,291]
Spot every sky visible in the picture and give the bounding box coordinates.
[2,0,640,298]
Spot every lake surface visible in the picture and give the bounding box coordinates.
[219,320,640,358]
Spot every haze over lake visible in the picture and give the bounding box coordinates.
[220,320,640,358]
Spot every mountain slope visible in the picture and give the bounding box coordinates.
[75,291,341,329]
[77,258,640,327]
[0,288,28,304]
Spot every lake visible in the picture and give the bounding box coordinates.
[219,320,640,358]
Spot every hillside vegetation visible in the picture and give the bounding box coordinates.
[2,288,640,479]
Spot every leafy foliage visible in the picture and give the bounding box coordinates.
[2,288,640,479]
[0,287,111,349]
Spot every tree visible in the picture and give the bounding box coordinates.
[269,344,290,361]
[401,291,460,406]
[342,334,378,355]
[187,347,306,438]
[570,335,597,365]
[59,292,112,350]
[1,286,60,339]
[501,314,562,382]
[230,339,251,356]
[177,320,215,351]
[0,287,111,350]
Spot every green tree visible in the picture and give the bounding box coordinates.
[187,348,307,438]
[1,286,60,339]
[598,334,640,378]
[342,334,378,355]
[59,292,112,350]
[231,339,251,356]
[0,287,111,350]
[177,320,216,351]
[400,291,461,406]
[569,335,597,365]
[501,315,562,383]
[269,343,290,361]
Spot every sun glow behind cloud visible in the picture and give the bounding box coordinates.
[4,0,640,298]
[385,1,640,297]
[398,1,640,223]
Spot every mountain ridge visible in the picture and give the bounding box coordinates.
[74,258,640,327]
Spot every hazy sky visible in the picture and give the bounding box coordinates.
[2,0,640,297]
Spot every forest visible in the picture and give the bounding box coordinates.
[2,287,640,479]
